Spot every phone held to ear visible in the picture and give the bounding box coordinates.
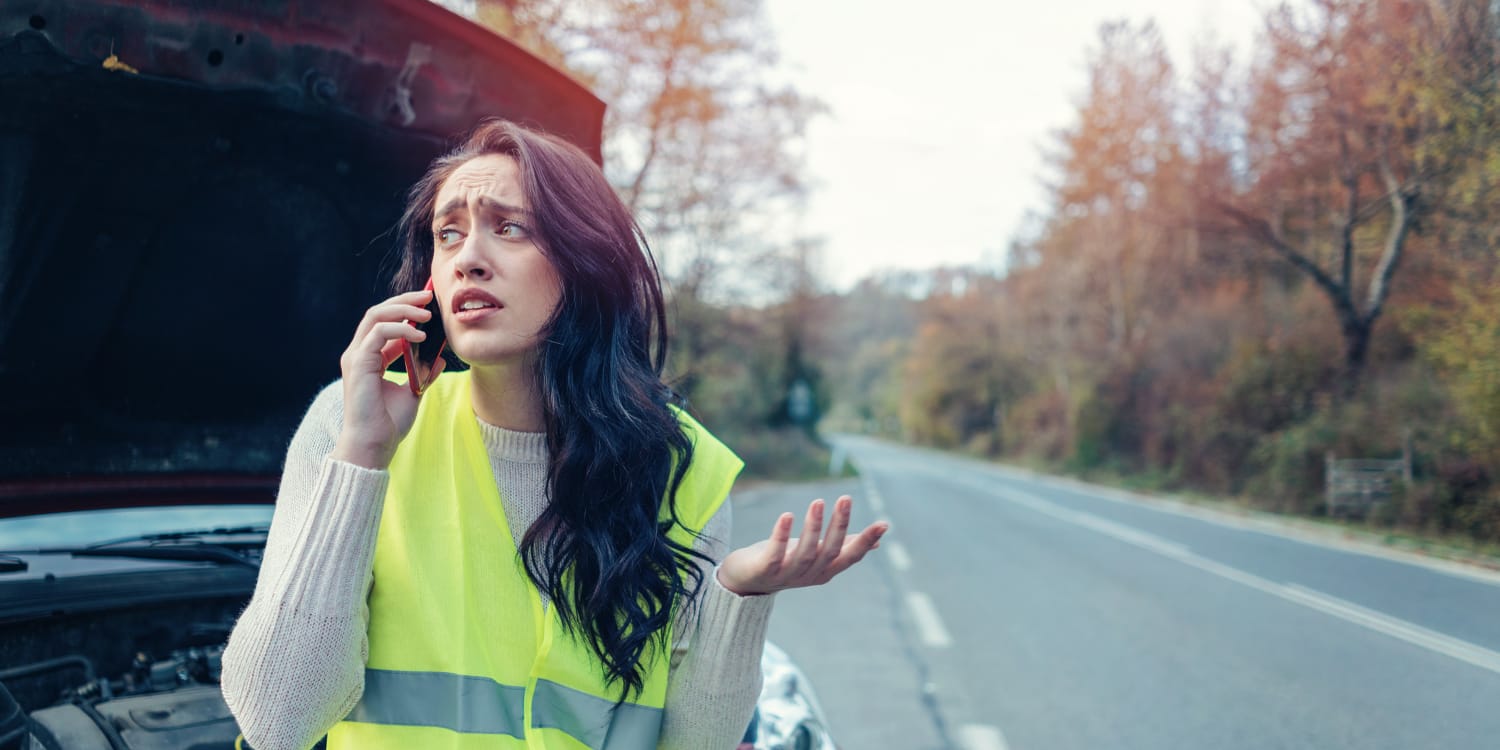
[401,277,447,397]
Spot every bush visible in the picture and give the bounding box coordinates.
[1005,387,1074,463]
[1069,386,1117,472]
[1246,417,1341,515]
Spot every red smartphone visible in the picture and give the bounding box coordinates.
[401,277,447,396]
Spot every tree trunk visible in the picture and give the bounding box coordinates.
[1339,314,1372,398]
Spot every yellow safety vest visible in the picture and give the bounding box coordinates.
[327,371,742,749]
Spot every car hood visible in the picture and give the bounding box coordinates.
[0,0,603,517]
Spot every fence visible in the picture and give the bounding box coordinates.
[1324,435,1413,517]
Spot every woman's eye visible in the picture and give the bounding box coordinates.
[435,228,460,246]
[497,221,529,239]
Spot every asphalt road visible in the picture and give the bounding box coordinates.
[729,435,1500,750]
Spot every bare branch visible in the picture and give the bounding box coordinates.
[1366,150,1413,322]
[1214,201,1351,306]
[1336,119,1357,294]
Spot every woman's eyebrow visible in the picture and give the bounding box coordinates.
[432,197,465,226]
[474,195,532,220]
[433,196,532,225]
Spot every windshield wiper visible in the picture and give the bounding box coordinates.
[0,526,268,570]
[84,525,270,549]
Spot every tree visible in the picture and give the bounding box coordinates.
[1219,0,1499,394]
[481,0,822,301]
[472,0,829,435]
[899,269,1031,453]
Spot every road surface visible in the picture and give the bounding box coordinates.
[729,435,1500,750]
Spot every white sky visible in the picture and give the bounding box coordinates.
[763,0,1266,290]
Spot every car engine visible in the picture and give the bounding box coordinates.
[4,650,235,750]
[0,599,273,750]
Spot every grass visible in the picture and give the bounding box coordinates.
[721,426,859,485]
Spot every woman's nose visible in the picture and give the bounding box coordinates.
[451,235,493,279]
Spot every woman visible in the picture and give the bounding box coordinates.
[221,119,887,750]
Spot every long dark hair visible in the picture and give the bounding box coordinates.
[391,119,705,699]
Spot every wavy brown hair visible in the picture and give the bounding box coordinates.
[391,119,705,699]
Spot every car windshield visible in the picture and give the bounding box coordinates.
[0,506,275,550]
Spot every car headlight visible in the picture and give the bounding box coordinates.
[755,643,837,750]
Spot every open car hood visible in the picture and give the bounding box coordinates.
[0,0,604,516]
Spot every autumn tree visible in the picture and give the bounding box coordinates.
[819,273,921,435]
[1219,0,1499,394]
[1000,20,1201,467]
[899,270,1031,453]
[480,0,820,298]
[1048,20,1186,360]
[466,0,834,477]
[475,0,824,414]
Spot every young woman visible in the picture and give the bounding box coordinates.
[221,119,887,750]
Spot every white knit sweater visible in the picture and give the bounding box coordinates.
[221,381,773,750]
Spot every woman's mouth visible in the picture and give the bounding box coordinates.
[450,288,503,323]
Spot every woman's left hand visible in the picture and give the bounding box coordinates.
[717,495,888,596]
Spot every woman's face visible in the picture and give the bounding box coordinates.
[429,153,562,367]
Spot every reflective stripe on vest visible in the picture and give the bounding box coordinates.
[328,371,742,749]
[347,669,664,749]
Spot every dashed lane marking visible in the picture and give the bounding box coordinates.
[905,591,953,648]
[958,724,1010,750]
[887,541,913,572]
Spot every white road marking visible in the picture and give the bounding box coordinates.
[999,486,1500,678]
[983,461,1500,588]
[1280,584,1500,676]
[887,541,913,571]
[905,591,953,648]
[958,724,1011,750]
[1003,488,1191,558]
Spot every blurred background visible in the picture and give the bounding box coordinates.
[446,0,1500,554]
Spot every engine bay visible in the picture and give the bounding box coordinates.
[0,596,277,750]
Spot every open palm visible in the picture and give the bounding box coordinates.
[717,496,888,597]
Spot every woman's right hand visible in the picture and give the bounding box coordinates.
[329,289,447,469]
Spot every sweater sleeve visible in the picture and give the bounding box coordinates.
[660,500,776,750]
[221,381,386,750]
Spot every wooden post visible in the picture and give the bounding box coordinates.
[1402,427,1414,484]
[1325,450,1335,515]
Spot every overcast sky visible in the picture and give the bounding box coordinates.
[762,0,1267,290]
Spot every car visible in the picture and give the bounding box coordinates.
[0,1,837,748]
[0,515,835,749]
[746,642,839,750]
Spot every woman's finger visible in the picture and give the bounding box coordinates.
[349,291,433,344]
[787,499,825,574]
[815,496,853,568]
[346,306,430,365]
[346,323,425,375]
[828,521,889,572]
[763,513,794,573]
[363,321,426,351]
[380,339,405,368]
